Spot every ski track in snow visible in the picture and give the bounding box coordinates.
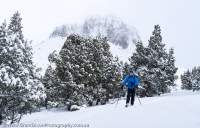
[12,90,200,128]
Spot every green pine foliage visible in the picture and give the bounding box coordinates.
[0,12,45,124]
[129,25,178,97]
[43,34,122,109]
[181,67,200,91]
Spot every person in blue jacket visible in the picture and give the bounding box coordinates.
[121,70,140,107]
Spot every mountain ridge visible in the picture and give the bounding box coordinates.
[32,16,140,74]
[49,16,140,49]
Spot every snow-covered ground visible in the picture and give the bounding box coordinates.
[4,90,200,128]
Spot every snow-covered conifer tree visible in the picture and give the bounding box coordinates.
[43,34,122,108]
[181,67,200,91]
[0,12,45,124]
[181,70,192,90]
[129,25,178,96]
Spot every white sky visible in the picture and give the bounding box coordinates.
[0,0,200,73]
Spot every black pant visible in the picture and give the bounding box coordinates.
[126,88,135,105]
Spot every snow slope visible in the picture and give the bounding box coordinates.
[32,37,65,74]
[9,90,200,128]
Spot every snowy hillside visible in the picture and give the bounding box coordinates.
[33,16,139,74]
[32,37,65,74]
[9,90,200,128]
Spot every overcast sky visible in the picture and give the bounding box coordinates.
[0,0,200,73]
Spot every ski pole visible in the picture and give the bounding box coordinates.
[115,91,121,107]
[136,94,142,105]
[115,97,120,107]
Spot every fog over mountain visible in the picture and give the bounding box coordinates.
[50,16,140,49]
[32,16,140,74]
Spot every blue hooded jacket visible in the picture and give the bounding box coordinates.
[122,75,140,89]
